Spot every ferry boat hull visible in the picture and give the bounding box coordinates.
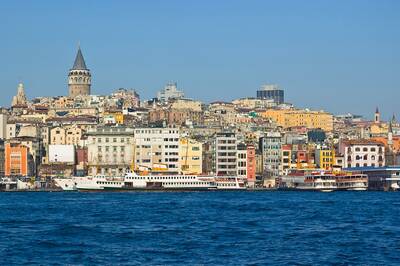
[73,172,247,192]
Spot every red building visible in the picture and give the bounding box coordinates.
[246,144,256,181]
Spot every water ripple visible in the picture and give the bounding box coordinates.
[0,191,400,265]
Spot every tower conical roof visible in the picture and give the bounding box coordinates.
[72,47,87,70]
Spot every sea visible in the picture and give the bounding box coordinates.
[0,191,399,265]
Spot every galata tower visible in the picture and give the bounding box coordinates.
[68,47,91,97]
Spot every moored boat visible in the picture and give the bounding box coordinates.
[215,177,247,190]
[335,173,368,191]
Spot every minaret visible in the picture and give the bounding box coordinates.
[374,107,380,123]
[388,121,393,149]
[391,113,397,125]
[68,46,91,97]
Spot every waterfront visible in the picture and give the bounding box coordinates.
[1,192,399,265]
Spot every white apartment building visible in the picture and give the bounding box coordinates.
[133,127,180,172]
[237,143,247,178]
[344,140,385,168]
[87,126,134,176]
[213,132,237,176]
[261,132,282,177]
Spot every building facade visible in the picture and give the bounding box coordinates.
[260,109,334,132]
[179,138,202,174]
[213,132,237,176]
[315,148,335,170]
[86,126,134,176]
[260,132,282,177]
[256,84,284,104]
[344,140,385,168]
[4,142,34,177]
[133,127,180,172]
[157,82,184,102]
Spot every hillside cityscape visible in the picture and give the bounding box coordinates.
[0,47,399,191]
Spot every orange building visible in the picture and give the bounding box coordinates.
[4,143,32,176]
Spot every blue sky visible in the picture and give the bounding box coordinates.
[0,0,399,120]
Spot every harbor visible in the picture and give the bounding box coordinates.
[2,166,400,192]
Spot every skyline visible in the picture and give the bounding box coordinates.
[1,1,399,119]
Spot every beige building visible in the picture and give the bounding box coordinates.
[50,125,84,146]
[133,127,180,172]
[65,125,84,146]
[171,99,202,112]
[50,127,66,145]
[87,126,134,176]
[179,138,202,174]
[232,97,275,109]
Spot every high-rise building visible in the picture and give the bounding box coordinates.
[68,47,91,98]
[133,127,180,172]
[260,132,282,177]
[256,84,284,104]
[213,132,237,176]
[237,143,256,181]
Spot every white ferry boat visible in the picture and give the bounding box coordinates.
[122,171,217,191]
[278,170,369,192]
[72,171,218,191]
[215,177,247,190]
[297,174,337,192]
[335,173,368,191]
[54,178,78,191]
[279,171,337,192]
[74,175,124,191]
[62,171,249,191]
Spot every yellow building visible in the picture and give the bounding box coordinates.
[103,111,124,124]
[315,148,335,170]
[179,138,202,174]
[259,109,333,132]
[114,113,124,124]
[370,123,388,135]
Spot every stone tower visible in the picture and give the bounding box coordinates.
[12,83,28,106]
[68,47,91,97]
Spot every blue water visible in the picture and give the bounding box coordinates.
[0,192,399,265]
